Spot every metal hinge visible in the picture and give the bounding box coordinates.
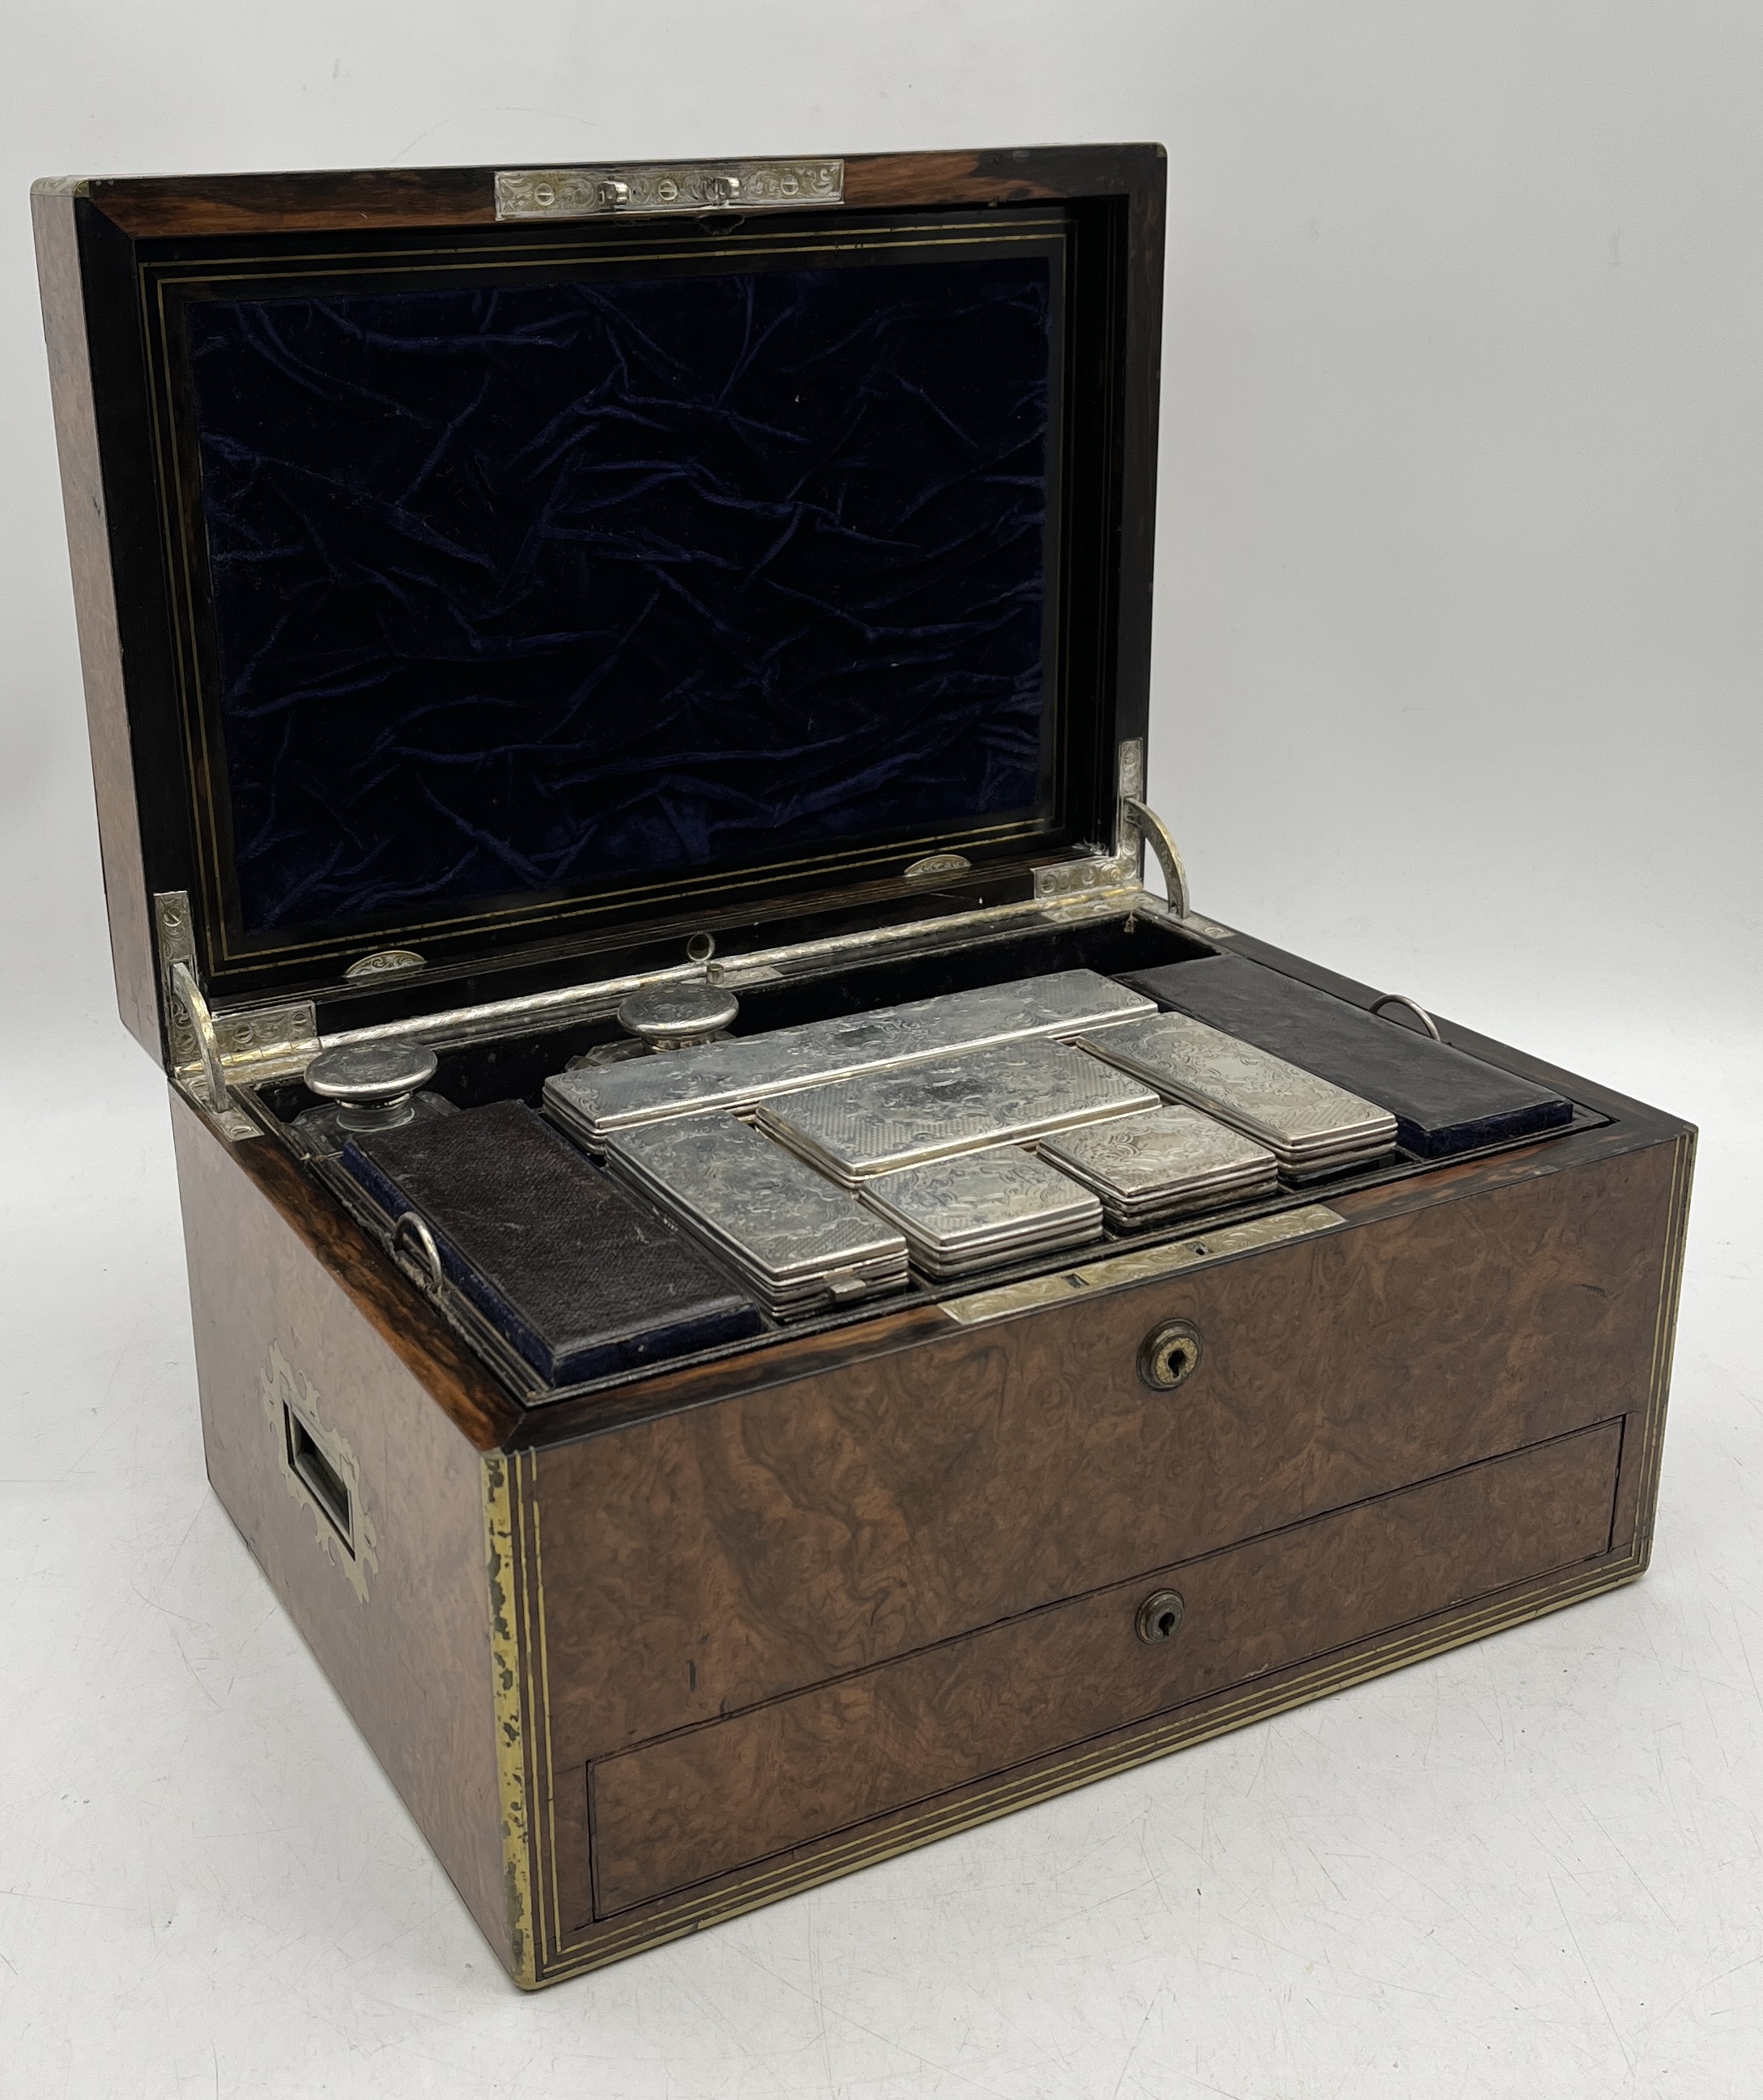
[1032,740,1191,918]
[495,159,843,222]
[154,892,321,1135]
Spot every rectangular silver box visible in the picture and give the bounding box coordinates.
[1039,1105,1280,1226]
[1075,1012,1397,1177]
[544,969,1155,1147]
[860,1145,1105,1280]
[603,1114,909,1316]
[754,1037,1158,1184]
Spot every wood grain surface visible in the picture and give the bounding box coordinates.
[588,1419,1622,1914]
[202,1108,520,1453]
[171,1093,512,1967]
[75,146,1163,237]
[530,1143,1673,1765]
[32,187,159,1058]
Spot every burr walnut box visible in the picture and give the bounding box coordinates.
[34,143,1693,1988]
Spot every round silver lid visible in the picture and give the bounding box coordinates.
[305,1040,439,1105]
[616,980,740,1049]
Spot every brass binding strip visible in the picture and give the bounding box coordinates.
[482,1453,539,1989]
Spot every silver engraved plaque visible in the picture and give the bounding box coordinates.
[754,1038,1159,1185]
[1039,1105,1280,1226]
[1077,1013,1398,1178]
[495,160,843,222]
[861,1146,1104,1280]
[603,1114,908,1317]
[544,970,1156,1148]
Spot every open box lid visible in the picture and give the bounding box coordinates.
[34,144,1173,1106]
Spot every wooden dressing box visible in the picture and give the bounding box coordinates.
[34,144,1693,1988]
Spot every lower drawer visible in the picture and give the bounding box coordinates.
[588,1417,1622,1916]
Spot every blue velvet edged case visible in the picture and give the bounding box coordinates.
[339,1100,762,1385]
[1122,954,1573,1161]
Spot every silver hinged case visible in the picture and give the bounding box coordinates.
[1078,1012,1399,1178]
[603,1114,909,1316]
[859,1146,1105,1280]
[754,1037,1160,1184]
[1039,1104,1280,1225]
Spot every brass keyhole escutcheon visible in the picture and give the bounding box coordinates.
[1139,1318,1202,1391]
[1136,1589,1186,1644]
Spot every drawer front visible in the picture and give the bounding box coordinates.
[538,1145,1671,1761]
[588,1418,1624,1915]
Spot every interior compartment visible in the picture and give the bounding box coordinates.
[257,911,1216,1127]
[244,910,1599,1408]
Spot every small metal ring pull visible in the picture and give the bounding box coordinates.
[391,1213,445,1294]
[1139,1318,1203,1391]
[1370,993,1441,1041]
[1136,1589,1186,1644]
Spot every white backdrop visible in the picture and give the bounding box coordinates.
[2,6,1758,2096]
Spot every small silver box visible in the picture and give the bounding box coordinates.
[603,1114,909,1317]
[754,1037,1158,1185]
[1076,1012,1397,1178]
[861,1146,1105,1280]
[1038,1105,1280,1226]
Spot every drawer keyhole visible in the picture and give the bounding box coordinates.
[1136,1589,1186,1644]
[1139,1319,1202,1391]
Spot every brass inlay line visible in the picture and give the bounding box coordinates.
[530,1486,565,1962]
[481,1453,538,1988]
[1633,1131,1694,1558]
[147,211,1071,278]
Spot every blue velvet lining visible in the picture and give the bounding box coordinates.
[185,255,1054,938]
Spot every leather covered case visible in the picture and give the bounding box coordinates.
[340,1101,762,1384]
[1122,954,1573,1159]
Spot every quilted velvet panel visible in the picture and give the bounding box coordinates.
[184,253,1056,938]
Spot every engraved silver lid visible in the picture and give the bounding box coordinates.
[616,979,740,1050]
[304,1041,439,1132]
[546,969,1156,1144]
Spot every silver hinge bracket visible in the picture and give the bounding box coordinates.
[496,159,843,222]
[154,892,321,1132]
[1031,738,1193,917]
[1121,797,1190,919]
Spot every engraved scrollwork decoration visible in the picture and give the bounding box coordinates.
[495,160,844,221]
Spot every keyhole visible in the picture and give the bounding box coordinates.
[1135,1588,1186,1644]
[1139,1319,1203,1391]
